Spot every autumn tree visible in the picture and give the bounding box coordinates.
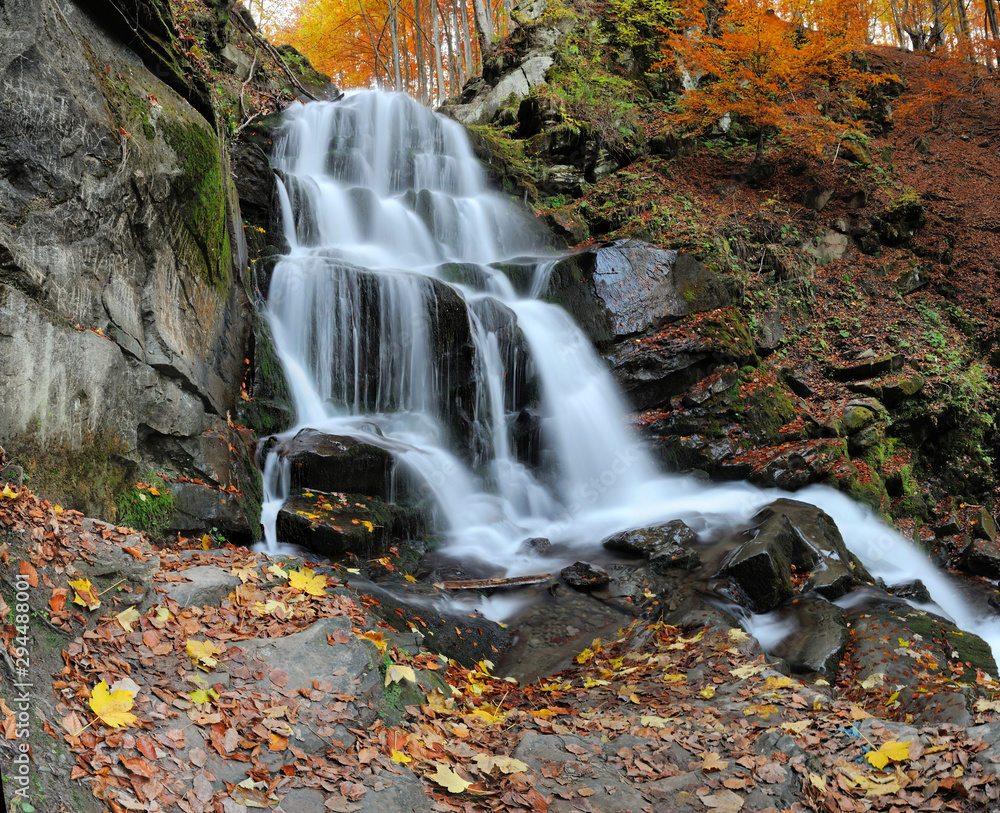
[662,0,884,165]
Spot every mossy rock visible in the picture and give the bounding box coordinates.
[163,119,231,292]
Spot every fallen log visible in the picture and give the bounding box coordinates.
[434,573,552,591]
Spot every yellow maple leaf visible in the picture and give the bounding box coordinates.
[230,563,258,583]
[428,763,471,793]
[1,484,19,500]
[288,567,327,596]
[575,647,594,664]
[266,563,288,578]
[639,714,672,728]
[115,606,140,633]
[859,672,887,690]
[764,675,796,690]
[69,578,100,610]
[89,680,138,728]
[186,639,223,671]
[189,688,218,705]
[865,740,911,770]
[391,749,412,764]
[699,686,716,699]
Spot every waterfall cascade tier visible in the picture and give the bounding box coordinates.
[260,91,1000,658]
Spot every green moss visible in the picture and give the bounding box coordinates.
[12,430,136,520]
[163,119,231,291]
[902,609,997,679]
[116,476,175,534]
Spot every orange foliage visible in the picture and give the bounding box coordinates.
[659,0,887,160]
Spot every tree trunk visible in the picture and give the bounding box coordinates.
[455,0,472,83]
[432,0,445,102]
[471,0,494,56]
[887,0,905,47]
[390,0,403,89]
[414,0,426,102]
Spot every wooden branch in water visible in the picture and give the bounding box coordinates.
[434,573,552,591]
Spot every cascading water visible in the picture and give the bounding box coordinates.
[260,91,1000,658]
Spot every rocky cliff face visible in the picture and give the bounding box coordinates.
[0,0,308,531]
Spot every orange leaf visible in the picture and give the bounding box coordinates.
[19,559,38,587]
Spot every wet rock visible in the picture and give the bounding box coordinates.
[608,310,755,411]
[547,239,735,349]
[275,491,421,558]
[603,520,701,570]
[360,582,511,667]
[717,499,871,613]
[561,561,611,588]
[520,536,552,555]
[973,506,998,541]
[763,596,849,676]
[885,579,932,603]
[843,600,996,724]
[782,366,817,398]
[830,353,904,382]
[274,428,396,497]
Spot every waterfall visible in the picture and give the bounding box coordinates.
[259,91,1000,658]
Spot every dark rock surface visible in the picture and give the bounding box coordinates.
[547,239,734,349]
[274,428,397,498]
[603,519,701,571]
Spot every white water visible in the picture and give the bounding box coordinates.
[259,91,1000,659]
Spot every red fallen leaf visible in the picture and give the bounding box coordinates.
[269,669,289,687]
[136,736,158,760]
[49,588,68,613]
[123,546,146,560]
[189,748,207,766]
[327,629,351,645]
[120,756,155,778]
[386,730,407,751]
[19,559,38,587]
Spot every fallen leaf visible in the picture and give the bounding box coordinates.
[730,663,766,679]
[702,752,728,772]
[69,578,100,610]
[701,788,744,811]
[186,638,223,671]
[288,567,328,596]
[865,739,911,770]
[116,606,140,633]
[428,763,472,793]
[473,754,528,774]
[385,663,417,686]
[89,679,138,728]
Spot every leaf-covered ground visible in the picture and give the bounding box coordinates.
[6,485,1000,812]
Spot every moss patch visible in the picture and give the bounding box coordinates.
[163,119,231,292]
[116,478,175,534]
[11,430,137,521]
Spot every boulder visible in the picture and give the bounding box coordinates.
[603,520,701,571]
[800,229,849,265]
[761,596,850,676]
[716,498,872,612]
[843,599,996,724]
[275,491,421,558]
[0,0,253,516]
[830,353,904,382]
[561,561,611,588]
[273,428,396,497]
[163,565,240,607]
[547,240,734,349]
[166,481,248,538]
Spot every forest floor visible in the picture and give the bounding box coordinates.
[6,484,1000,813]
